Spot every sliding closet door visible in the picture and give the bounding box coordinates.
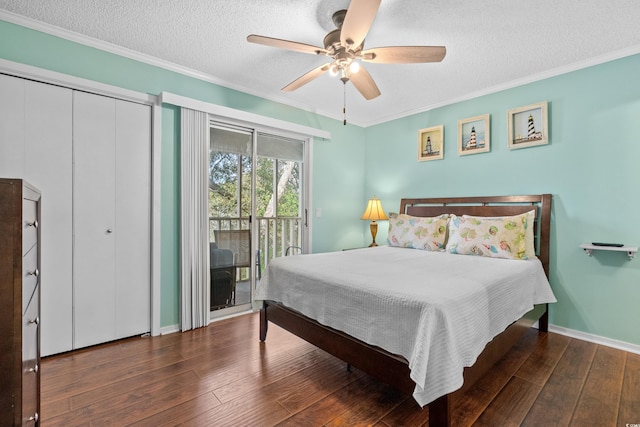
[0,76,75,355]
[24,81,74,356]
[114,100,151,338]
[73,92,150,348]
[73,91,118,347]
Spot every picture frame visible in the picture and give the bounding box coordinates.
[458,114,490,155]
[417,125,444,161]
[507,101,548,149]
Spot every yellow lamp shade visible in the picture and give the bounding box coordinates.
[360,197,388,221]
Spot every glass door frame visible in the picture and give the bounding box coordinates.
[208,117,312,318]
[208,122,254,319]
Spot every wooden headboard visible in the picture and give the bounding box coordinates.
[399,194,552,277]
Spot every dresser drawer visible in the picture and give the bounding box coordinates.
[22,198,38,256]
[22,245,39,314]
[23,286,39,366]
[22,287,39,426]
[21,372,39,426]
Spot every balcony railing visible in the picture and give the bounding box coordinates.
[209,216,303,277]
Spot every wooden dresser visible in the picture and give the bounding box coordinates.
[0,179,41,426]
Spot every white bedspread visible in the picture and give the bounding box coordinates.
[254,246,556,406]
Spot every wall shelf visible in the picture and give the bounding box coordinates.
[580,243,637,260]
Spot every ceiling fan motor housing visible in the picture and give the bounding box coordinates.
[323,29,342,51]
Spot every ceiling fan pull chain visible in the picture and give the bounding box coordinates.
[343,82,347,126]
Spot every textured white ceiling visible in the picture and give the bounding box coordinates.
[1,0,639,126]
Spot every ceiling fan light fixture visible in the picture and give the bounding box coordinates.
[329,63,339,76]
[340,67,350,83]
[349,61,360,74]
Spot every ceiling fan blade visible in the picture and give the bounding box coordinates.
[282,63,331,92]
[361,46,447,63]
[340,0,381,49]
[247,34,328,55]
[349,66,381,100]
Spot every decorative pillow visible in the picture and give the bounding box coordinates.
[445,210,536,260]
[387,213,449,251]
[522,210,536,259]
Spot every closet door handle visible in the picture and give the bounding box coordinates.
[27,268,39,278]
[28,316,39,325]
[28,364,38,373]
[26,220,38,228]
[106,229,113,234]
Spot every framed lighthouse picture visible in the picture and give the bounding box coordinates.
[418,125,444,161]
[507,101,549,149]
[458,114,490,155]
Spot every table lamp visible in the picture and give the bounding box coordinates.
[361,196,388,247]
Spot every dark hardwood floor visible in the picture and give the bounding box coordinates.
[40,312,640,426]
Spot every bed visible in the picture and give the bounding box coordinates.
[256,194,554,426]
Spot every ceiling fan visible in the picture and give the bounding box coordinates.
[247,0,446,101]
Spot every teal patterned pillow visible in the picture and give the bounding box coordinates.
[387,213,449,251]
[445,211,535,260]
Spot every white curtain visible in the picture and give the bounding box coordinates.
[180,108,210,330]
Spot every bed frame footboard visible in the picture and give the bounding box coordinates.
[260,300,548,427]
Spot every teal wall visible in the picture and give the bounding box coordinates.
[364,54,640,346]
[0,19,367,328]
[2,18,639,346]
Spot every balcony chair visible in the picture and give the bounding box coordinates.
[214,229,251,305]
[209,242,234,310]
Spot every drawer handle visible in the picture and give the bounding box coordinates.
[27,268,39,278]
[28,316,39,325]
[28,412,39,422]
[26,220,38,229]
[28,364,38,373]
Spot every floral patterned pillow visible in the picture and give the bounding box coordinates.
[387,213,449,251]
[445,210,536,260]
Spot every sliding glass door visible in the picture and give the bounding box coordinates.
[209,125,252,316]
[208,124,308,317]
[255,133,306,267]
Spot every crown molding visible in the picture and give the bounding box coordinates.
[2,10,638,128]
[0,10,237,87]
[367,44,640,127]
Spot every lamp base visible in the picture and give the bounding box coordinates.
[368,220,379,247]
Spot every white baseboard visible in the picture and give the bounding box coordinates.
[159,324,180,335]
[209,307,254,323]
[549,324,640,355]
[157,308,254,336]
